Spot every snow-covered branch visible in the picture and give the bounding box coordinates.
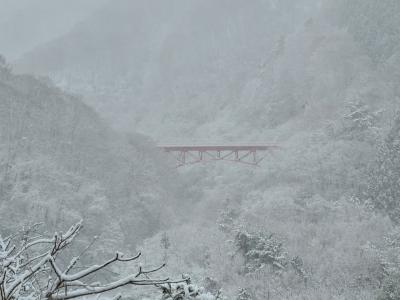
[0,222,186,300]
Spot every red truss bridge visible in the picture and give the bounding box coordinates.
[157,144,280,167]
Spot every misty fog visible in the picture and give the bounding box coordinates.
[1,0,400,299]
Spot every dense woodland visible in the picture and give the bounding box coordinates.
[1,0,400,299]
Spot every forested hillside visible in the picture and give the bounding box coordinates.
[16,0,400,140]
[16,0,319,138]
[3,0,400,299]
[0,56,184,255]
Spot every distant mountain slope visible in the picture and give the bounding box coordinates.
[0,59,181,251]
[16,0,321,139]
[16,0,400,144]
[14,2,399,208]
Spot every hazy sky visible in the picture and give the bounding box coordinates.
[0,0,108,60]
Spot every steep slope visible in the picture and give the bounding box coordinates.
[17,0,399,142]
[0,59,182,252]
[16,0,321,139]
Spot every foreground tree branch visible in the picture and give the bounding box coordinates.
[0,221,187,300]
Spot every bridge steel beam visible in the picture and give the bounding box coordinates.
[158,145,279,167]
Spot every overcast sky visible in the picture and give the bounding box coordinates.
[0,0,108,60]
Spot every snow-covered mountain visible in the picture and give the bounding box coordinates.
[4,1,400,298]
[16,0,326,140]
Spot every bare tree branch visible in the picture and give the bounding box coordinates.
[0,222,188,300]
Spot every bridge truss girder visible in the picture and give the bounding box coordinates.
[158,145,279,167]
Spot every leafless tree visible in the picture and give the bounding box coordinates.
[0,221,186,300]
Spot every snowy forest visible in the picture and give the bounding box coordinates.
[1,0,400,299]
